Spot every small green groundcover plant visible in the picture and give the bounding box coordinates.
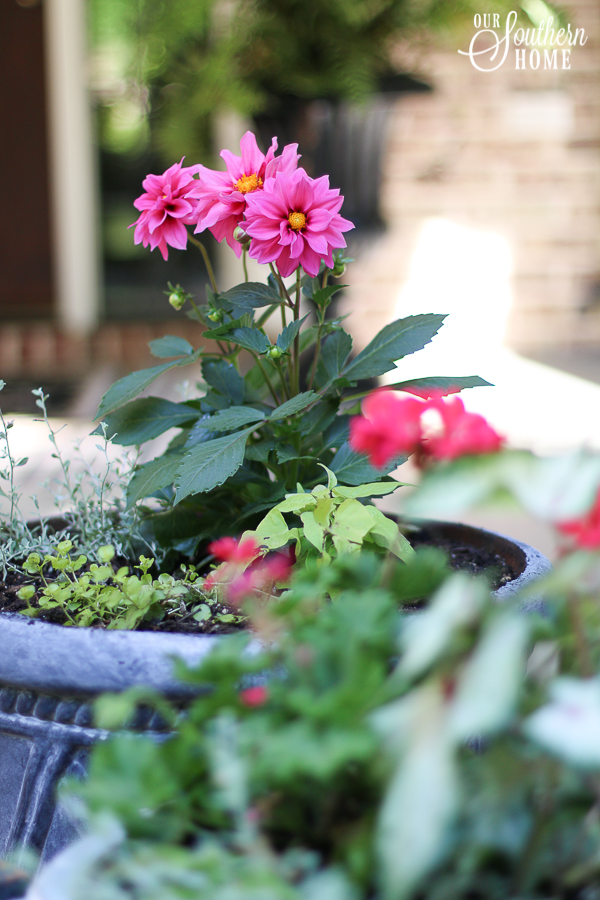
[19,446,600,900]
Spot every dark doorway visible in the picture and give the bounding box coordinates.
[0,0,54,319]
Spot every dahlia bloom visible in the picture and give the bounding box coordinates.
[349,391,425,469]
[244,169,354,277]
[557,488,600,549]
[130,159,199,260]
[189,131,299,255]
[423,397,504,461]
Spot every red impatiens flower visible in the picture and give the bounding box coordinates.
[244,168,354,277]
[422,397,504,461]
[189,131,299,255]
[349,391,425,468]
[209,536,261,564]
[239,686,269,707]
[557,488,600,550]
[129,159,199,260]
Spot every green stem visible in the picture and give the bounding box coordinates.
[188,234,218,294]
[292,268,302,395]
[242,246,249,282]
[254,356,281,406]
[307,309,325,391]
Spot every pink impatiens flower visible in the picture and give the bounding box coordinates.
[244,169,354,277]
[129,159,199,260]
[557,488,600,550]
[422,397,504,462]
[349,391,504,470]
[189,131,299,255]
[349,391,425,469]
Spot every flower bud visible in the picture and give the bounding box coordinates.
[332,261,346,278]
[207,309,224,323]
[266,345,283,360]
[233,225,250,245]
[168,292,186,310]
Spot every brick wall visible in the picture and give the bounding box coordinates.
[344,0,600,353]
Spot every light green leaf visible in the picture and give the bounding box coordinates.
[342,314,446,382]
[99,398,199,446]
[96,352,201,419]
[300,510,325,551]
[252,508,294,549]
[449,613,529,740]
[321,331,353,380]
[196,407,266,432]
[399,575,487,680]
[365,507,415,561]
[330,499,375,544]
[175,427,255,500]
[269,391,317,420]
[333,482,403,499]
[524,677,600,767]
[376,683,457,900]
[148,335,195,358]
[276,494,316,514]
[125,453,184,508]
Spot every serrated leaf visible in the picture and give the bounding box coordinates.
[219,282,281,310]
[201,359,244,405]
[321,331,353,380]
[342,314,446,382]
[201,316,246,339]
[269,391,317,420]
[98,398,200,446]
[330,442,406,486]
[96,352,201,418]
[175,427,255,500]
[245,441,272,462]
[196,406,266,432]
[148,336,195,358]
[227,327,271,355]
[276,314,310,352]
[126,453,184,507]
[386,375,492,397]
[312,284,346,307]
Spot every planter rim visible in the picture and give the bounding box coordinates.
[0,521,551,699]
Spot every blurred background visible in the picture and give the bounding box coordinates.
[1,0,599,556]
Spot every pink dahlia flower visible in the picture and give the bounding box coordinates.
[244,169,354,277]
[188,131,299,256]
[349,391,425,469]
[129,159,199,260]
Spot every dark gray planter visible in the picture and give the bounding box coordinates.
[0,522,551,864]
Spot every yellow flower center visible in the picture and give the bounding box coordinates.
[235,173,262,194]
[288,211,306,231]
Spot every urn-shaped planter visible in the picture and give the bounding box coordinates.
[0,522,551,863]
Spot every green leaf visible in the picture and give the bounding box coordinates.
[342,314,446,382]
[175,427,256,500]
[251,507,294,549]
[151,507,205,544]
[330,442,406,486]
[330,499,375,544]
[269,391,317,420]
[385,375,493,396]
[300,510,325,551]
[99,398,200,445]
[201,359,244,405]
[228,327,271,355]
[276,314,310,352]
[148,336,195,358]
[201,315,251,338]
[96,352,201,419]
[126,453,184,507]
[333,482,402,499]
[219,282,281,310]
[321,331,353,380]
[312,284,346,307]
[196,407,266,432]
